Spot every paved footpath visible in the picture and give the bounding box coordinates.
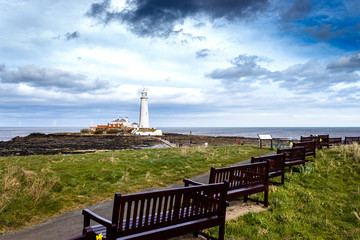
[0,159,256,240]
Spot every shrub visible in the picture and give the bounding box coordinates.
[94,129,105,134]
[106,128,121,134]
[80,129,91,134]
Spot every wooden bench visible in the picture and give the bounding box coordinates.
[318,134,331,148]
[67,183,229,240]
[277,147,306,168]
[301,135,331,149]
[344,137,360,144]
[184,162,269,207]
[251,153,285,185]
[293,141,316,159]
[328,137,342,146]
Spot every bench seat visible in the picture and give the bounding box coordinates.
[285,159,305,167]
[269,169,285,179]
[88,215,224,240]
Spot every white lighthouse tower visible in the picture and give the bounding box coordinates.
[139,88,149,128]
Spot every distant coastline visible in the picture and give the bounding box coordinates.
[1,126,360,142]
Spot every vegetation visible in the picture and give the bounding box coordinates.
[211,143,359,239]
[0,145,271,234]
[106,128,121,134]
[2,144,359,238]
[80,128,91,134]
[136,128,157,132]
[94,128,105,134]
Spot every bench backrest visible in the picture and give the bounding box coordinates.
[209,162,268,191]
[277,146,305,162]
[251,153,285,174]
[344,137,360,144]
[301,135,329,149]
[300,136,313,142]
[328,137,342,144]
[318,134,329,142]
[293,141,316,155]
[111,183,228,238]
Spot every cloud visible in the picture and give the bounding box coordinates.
[302,24,345,41]
[281,0,312,21]
[206,54,271,82]
[327,51,360,72]
[87,0,269,38]
[195,49,210,59]
[206,53,360,96]
[0,65,103,92]
[64,31,80,40]
[86,0,111,20]
[277,0,360,50]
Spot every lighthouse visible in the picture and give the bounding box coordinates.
[139,88,149,128]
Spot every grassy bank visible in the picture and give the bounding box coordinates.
[0,145,271,234]
[220,144,360,239]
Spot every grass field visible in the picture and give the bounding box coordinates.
[1,144,359,239]
[219,143,360,239]
[0,145,271,234]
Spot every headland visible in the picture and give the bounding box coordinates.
[0,132,292,156]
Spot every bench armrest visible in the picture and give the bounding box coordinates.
[82,209,113,228]
[183,178,204,186]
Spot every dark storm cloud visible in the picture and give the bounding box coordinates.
[87,0,269,37]
[64,31,80,40]
[0,65,102,91]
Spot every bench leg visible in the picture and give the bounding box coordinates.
[264,189,269,207]
[281,174,285,185]
[218,224,225,240]
[244,195,248,203]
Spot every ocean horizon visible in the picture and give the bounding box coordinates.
[1,126,360,142]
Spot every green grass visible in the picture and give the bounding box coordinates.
[221,144,360,239]
[0,145,271,234]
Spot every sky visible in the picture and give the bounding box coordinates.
[1,0,360,128]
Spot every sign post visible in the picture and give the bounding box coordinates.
[258,134,273,149]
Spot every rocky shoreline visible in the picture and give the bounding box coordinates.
[0,132,293,156]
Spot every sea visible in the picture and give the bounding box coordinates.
[1,127,360,142]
